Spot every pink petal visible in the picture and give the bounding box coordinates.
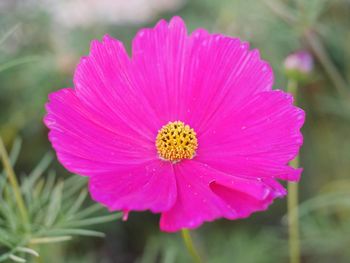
[160,161,232,232]
[44,88,156,176]
[131,17,189,123]
[196,90,304,182]
[160,161,281,232]
[183,36,273,134]
[74,34,162,139]
[131,17,273,131]
[89,160,177,213]
[209,179,281,219]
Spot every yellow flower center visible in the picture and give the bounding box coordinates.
[156,121,198,162]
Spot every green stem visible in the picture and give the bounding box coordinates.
[262,0,296,25]
[288,159,300,263]
[0,137,29,229]
[181,229,202,263]
[305,30,350,101]
[286,80,301,263]
[287,79,298,96]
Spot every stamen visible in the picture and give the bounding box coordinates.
[156,121,198,162]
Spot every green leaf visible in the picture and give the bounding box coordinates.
[41,170,56,201]
[0,55,41,73]
[65,189,88,218]
[62,176,87,201]
[16,247,39,257]
[73,203,106,220]
[45,228,105,238]
[62,213,122,228]
[0,24,20,46]
[29,236,72,245]
[44,181,63,227]
[22,152,53,194]
[8,138,22,167]
[0,138,22,193]
[8,254,26,263]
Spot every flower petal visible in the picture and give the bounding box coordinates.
[89,160,177,213]
[160,161,281,232]
[44,88,156,176]
[131,17,273,134]
[209,178,283,219]
[160,161,231,232]
[183,36,273,134]
[74,34,162,139]
[197,90,305,182]
[131,16,190,123]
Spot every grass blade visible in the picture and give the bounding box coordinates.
[0,55,41,73]
[0,24,20,46]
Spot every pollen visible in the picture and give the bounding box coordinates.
[156,121,198,162]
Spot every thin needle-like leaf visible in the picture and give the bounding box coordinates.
[46,228,105,238]
[62,213,122,228]
[0,56,41,73]
[0,24,20,46]
[22,152,53,193]
[16,247,39,257]
[8,138,22,167]
[62,176,87,201]
[29,236,72,245]
[44,181,63,227]
[8,254,26,263]
[73,203,106,219]
[66,189,88,217]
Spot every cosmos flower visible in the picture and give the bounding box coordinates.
[44,17,305,232]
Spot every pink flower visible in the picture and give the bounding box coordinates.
[44,17,305,232]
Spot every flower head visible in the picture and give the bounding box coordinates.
[44,17,305,232]
[284,50,314,81]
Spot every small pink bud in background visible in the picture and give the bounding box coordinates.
[284,50,314,82]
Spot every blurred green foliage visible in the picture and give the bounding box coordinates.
[0,138,121,262]
[1,0,350,262]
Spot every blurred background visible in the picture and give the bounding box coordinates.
[1,0,350,262]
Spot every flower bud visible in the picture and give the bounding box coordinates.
[284,50,314,82]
